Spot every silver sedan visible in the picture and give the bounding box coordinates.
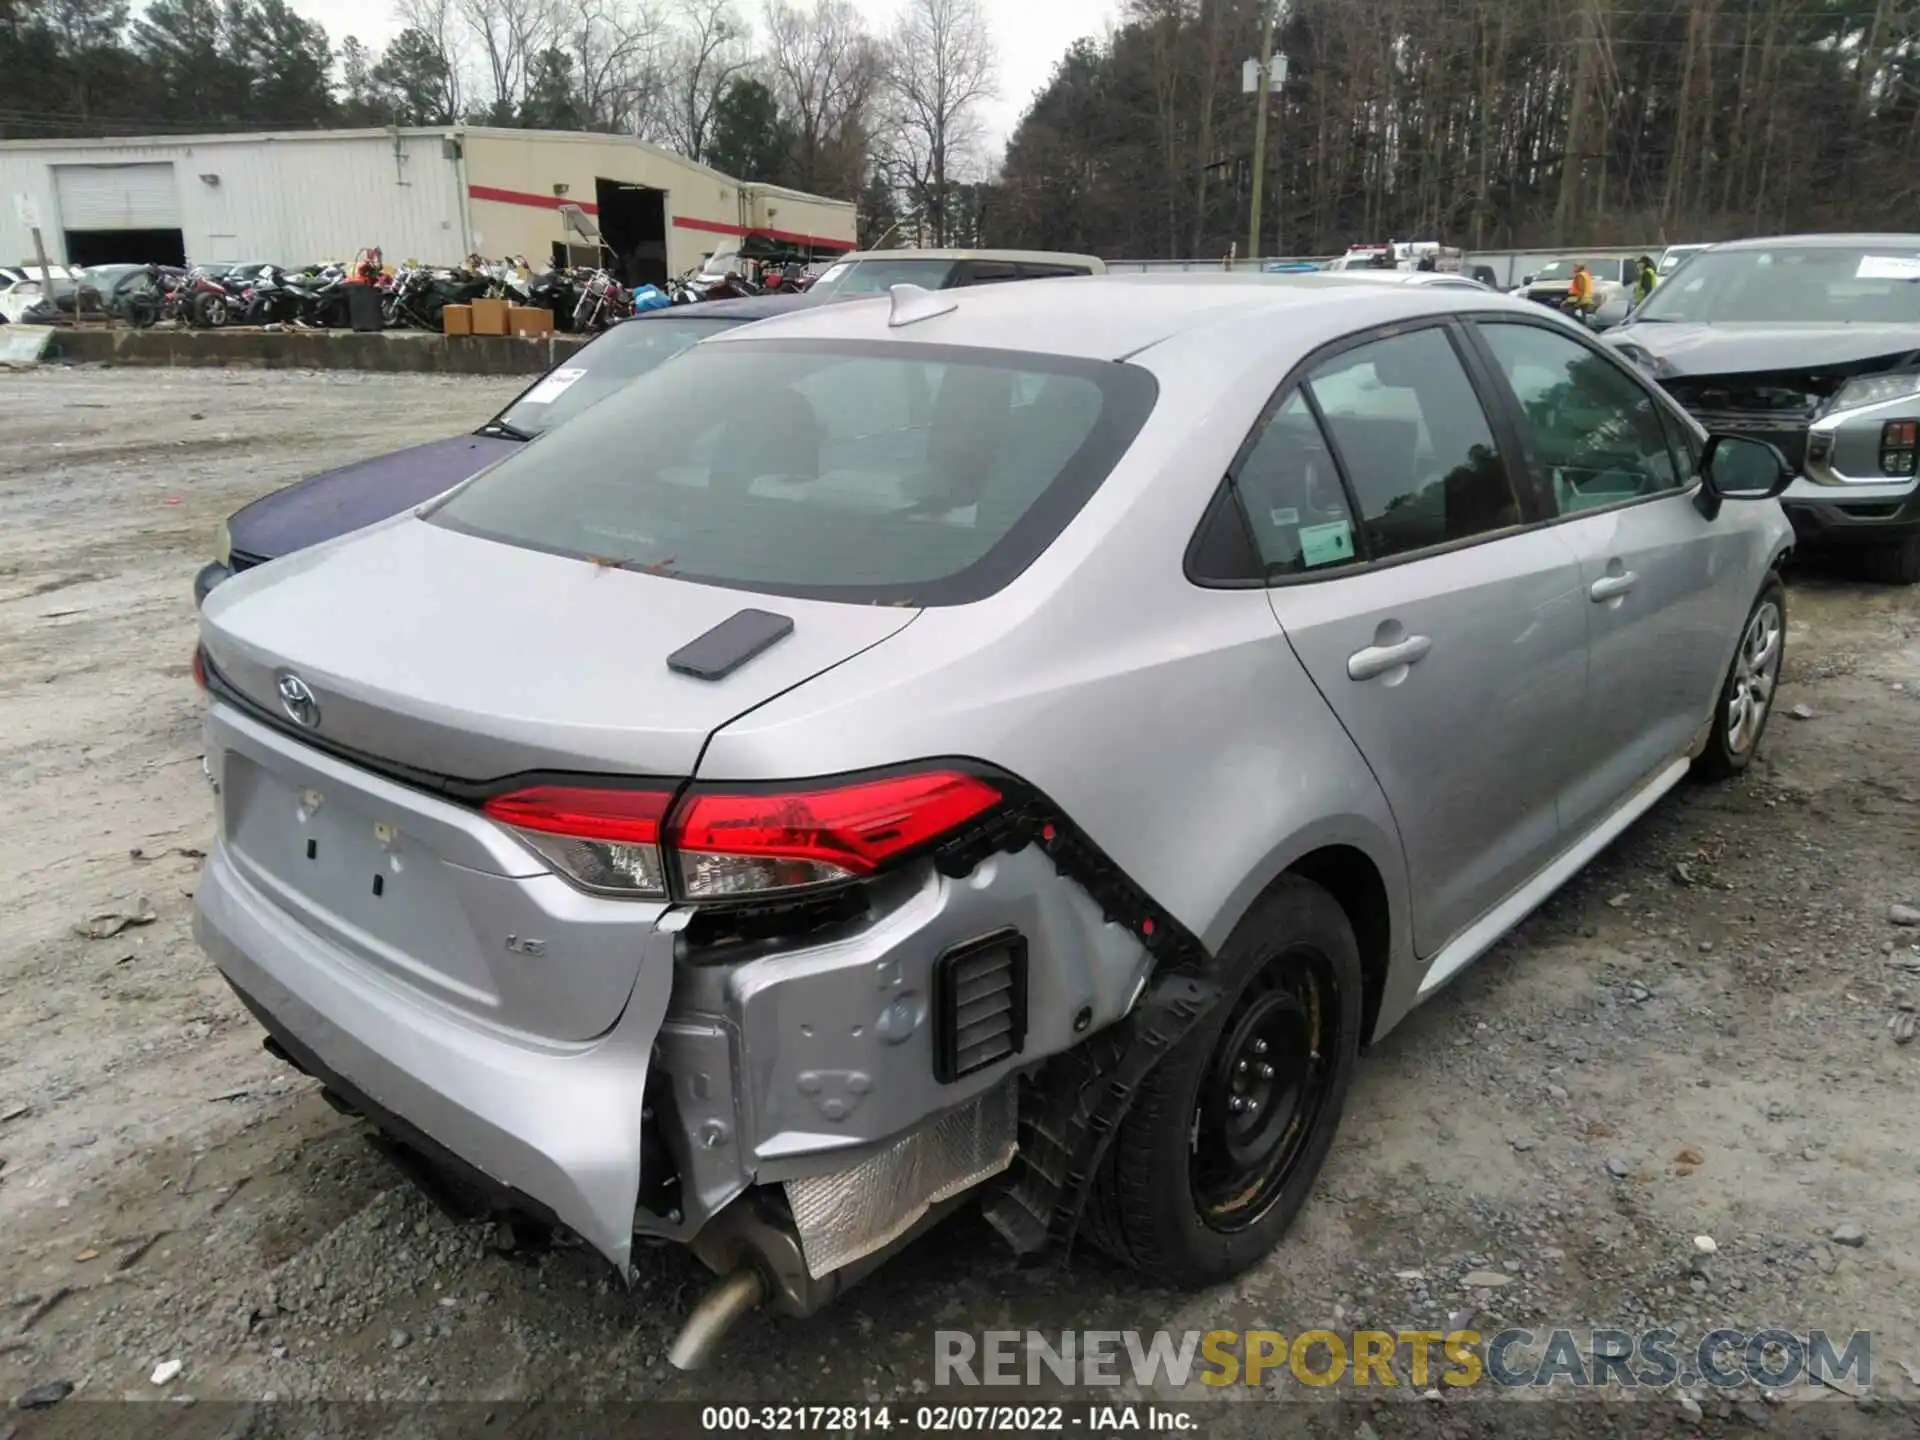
[191,273,1794,1364]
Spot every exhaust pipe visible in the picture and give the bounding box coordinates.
[667,1268,768,1372]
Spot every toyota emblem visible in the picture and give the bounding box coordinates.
[276,672,321,729]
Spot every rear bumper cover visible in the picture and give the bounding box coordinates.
[195,840,675,1274]
[197,832,1155,1274]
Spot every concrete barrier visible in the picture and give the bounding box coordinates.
[0,324,56,368]
[48,327,592,375]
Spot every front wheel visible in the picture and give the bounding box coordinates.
[1694,577,1786,781]
[1084,876,1362,1288]
[193,292,228,328]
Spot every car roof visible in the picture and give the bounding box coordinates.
[1106,270,1490,292]
[1708,233,1920,252]
[633,292,839,321]
[705,272,1528,362]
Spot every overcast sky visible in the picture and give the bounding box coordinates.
[287,0,1120,158]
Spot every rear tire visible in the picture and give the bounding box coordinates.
[1694,576,1786,781]
[1858,534,1920,586]
[193,292,228,328]
[1085,876,1362,1288]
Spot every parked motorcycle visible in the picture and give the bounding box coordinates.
[383,263,488,331]
[280,265,351,328]
[167,266,240,327]
[668,266,759,305]
[237,265,310,326]
[571,268,635,332]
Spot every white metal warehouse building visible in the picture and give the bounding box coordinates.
[0,127,858,288]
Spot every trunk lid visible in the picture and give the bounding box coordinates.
[200,517,919,782]
[199,518,917,1043]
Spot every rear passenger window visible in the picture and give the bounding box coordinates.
[1232,391,1361,576]
[1306,328,1521,561]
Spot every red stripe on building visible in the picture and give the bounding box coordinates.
[672,214,850,251]
[470,185,849,251]
[468,184,599,214]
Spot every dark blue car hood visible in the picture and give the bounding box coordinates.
[226,432,520,560]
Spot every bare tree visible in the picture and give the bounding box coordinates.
[879,0,997,244]
[763,0,879,197]
[458,0,557,120]
[654,0,750,159]
[560,0,668,132]
[395,0,468,120]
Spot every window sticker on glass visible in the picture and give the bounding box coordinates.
[1298,519,1355,567]
[519,366,589,404]
[1269,506,1301,527]
[1855,255,1920,282]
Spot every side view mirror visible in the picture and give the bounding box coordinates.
[1696,432,1794,517]
[1521,274,1534,284]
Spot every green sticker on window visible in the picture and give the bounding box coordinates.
[1298,519,1355,567]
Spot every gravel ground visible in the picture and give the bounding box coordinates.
[1,367,1918,1435]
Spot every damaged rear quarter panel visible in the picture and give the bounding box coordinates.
[723,849,1151,1177]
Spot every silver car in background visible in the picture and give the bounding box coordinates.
[1606,234,1920,583]
[191,275,1794,1366]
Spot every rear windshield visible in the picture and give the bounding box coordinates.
[430,338,1158,606]
[810,258,958,296]
[492,315,742,437]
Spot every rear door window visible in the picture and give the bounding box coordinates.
[1305,326,1523,560]
[1230,390,1362,576]
[429,339,1158,606]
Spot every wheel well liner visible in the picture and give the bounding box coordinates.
[1286,845,1391,1046]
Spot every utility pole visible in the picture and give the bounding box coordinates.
[1246,0,1281,264]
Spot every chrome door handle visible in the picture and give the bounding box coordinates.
[1347,635,1432,681]
[1589,571,1638,602]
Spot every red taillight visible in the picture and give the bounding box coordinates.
[480,771,1003,902]
[482,785,673,897]
[671,771,1003,900]
[483,785,669,843]
[191,646,207,690]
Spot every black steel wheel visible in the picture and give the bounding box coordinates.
[1085,875,1362,1287]
[1189,946,1341,1233]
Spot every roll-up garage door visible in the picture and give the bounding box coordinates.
[54,164,182,231]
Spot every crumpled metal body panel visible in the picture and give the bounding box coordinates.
[784,1082,1017,1278]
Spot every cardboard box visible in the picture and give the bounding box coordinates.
[469,298,510,336]
[442,303,473,336]
[508,306,553,336]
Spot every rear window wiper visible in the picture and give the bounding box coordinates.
[480,418,537,441]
